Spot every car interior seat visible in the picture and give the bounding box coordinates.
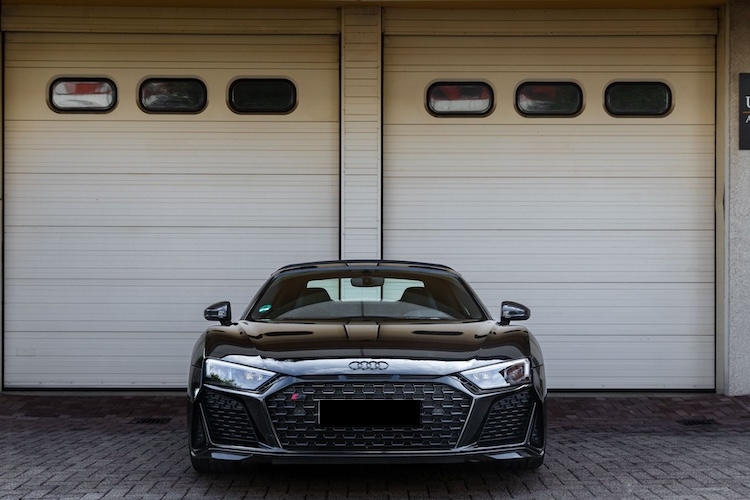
[399,287,434,308]
[295,287,332,308]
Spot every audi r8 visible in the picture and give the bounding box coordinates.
[188,260,546,472]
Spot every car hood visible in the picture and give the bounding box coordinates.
[199,319,542,370]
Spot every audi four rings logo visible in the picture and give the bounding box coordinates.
[349,361,389,370]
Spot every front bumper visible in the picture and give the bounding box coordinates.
[188,375,545,465]
[193,446,544,466]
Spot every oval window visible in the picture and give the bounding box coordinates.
[427,82,494,116]
[229,79,297,114]
[516,82,583,117]
[605,82,672,116]
[49,78,117,112]
[139,78,207,113]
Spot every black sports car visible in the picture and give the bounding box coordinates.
[188,260,546,472]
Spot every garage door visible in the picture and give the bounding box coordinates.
[384,35,715,389]
[4,33,340,387]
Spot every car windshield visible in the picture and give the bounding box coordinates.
[249,269,485,321]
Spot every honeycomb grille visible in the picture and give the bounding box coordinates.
[476,389,533,447]
[265,382,472,450]
[201,390,259,447]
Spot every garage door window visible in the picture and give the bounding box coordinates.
[427,82,494,116]
[605,82,672,116]
[139,78,207,113]
[49,78,117,112]
[229,79,297,114]
[516,82,583,117]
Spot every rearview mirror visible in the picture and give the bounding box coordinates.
[204,301,232,326]
[499,301,530,326]
[351,276,385,287]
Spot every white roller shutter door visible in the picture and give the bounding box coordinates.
[383,34,715,389]
[4,33,340,387]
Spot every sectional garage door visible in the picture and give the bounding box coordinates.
[383,35,715,389]
[4,33,340,387]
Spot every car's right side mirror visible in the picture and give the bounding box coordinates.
[499,301,530,326]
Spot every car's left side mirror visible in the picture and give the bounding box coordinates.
[204,301,232,326]
[499,301,530,326]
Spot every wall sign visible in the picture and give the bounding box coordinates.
[741,74,750,149]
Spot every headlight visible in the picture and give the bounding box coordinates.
[204,359,276,391]
[460,359,531,390]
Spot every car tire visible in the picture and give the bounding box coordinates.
[190,455,241,474]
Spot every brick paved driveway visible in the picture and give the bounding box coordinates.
[1,393,750,499]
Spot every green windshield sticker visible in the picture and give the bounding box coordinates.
[258,304,272,314]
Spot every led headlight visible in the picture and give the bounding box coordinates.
[204,359,276,391]
[460,358,531,390]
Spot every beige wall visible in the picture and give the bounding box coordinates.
[0,0,729,8]
[726,0,750,395]
[1,3,747,393]
[0,31,3,389]
[340,7,383,259]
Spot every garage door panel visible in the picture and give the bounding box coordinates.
[5,281,257,306]
[386,56,714,74]
[546,359,714,390]
[5,346,192,387]
[385,56,715,126]
[6,125,339,176]
[6,71,338,122]
[499,289,713,390]
[4,33,340,388]
[5,227,338,281]
[546,337,714,361]
[385,125,715,178]
[6,33,341,65]
[386,230,713,284]
[383,8,719,36]
[6,305,230,331]
[386,157,714,179]
[386,76,715,126]
[531,307,712,333]
[474,282,713,319]
[4,281,261,327]
[384,33,714,389]
[386,178,713,231]
[7,174,338,227]
[384,34,715,62]
[385,44,714,70]
[473,283,714,341]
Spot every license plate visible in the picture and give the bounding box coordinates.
[319,400,421,427]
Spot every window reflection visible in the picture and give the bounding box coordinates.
[427,82,494,116]
[516,82,582,116]
[605,82,672,116]
[229,79,297,114]
[50,78,116,112]
[139,78,207,113]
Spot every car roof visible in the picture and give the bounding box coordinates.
[271,260,460,277]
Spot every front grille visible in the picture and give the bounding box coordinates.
[265,382,472,450]
[476,389,533,447]
[201,390,259,447]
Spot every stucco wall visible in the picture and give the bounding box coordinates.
[727,0,750,395]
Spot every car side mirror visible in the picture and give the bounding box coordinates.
[204,301,232,326]
[499,301,530,326]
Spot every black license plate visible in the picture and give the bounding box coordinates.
[319,400,421,427]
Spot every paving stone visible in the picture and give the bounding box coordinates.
[1,393,750,499]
